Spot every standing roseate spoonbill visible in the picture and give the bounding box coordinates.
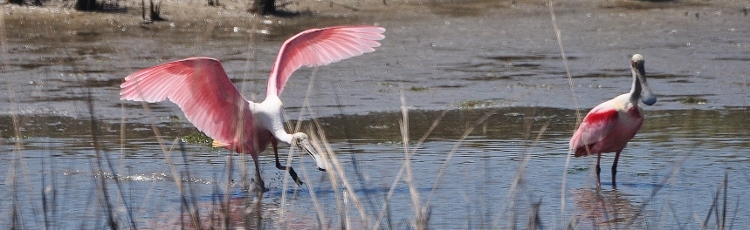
[120,26,385,191]
[569,54,657,186]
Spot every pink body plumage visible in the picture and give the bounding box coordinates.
[568,54,656,186]
[570,97,643,157]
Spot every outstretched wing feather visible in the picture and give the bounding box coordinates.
[267,26,385,96]
[120,57,254,146]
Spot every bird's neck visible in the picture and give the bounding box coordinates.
[276,132,293,145]
[258,95,292,145]
[628,68,642,103]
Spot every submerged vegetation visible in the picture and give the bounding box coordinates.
[459,100,493,109]
[408,86,429,92]
[181,132,213,145]
[679,97,708,105]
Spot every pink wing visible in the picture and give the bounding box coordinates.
[267,25,386,96]
[569,105,618,156]
[120,57,253,147]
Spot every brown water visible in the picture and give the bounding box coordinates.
[1,0,749,228]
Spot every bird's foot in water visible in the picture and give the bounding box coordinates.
[251,178,267,194]
[276,163,304,186]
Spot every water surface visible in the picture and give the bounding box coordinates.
[1,0,749,228]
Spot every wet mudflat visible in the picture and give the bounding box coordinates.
[1,0,749,228]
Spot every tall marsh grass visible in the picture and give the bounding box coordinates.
[10,82,730,229]
[0,2,744,230]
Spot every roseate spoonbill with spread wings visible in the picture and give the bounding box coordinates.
[120,25,385,191]
[569,54,657,186]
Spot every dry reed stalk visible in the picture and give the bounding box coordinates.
[121,88,209,227]
[626,158,683,227]
[548,0,581,227]
[0,9,26,229]
[492,121,550,229]
[310,120,370,227]
[372,109,448,230]
[701,171,730,230]
[425,111,495,206]
[397,89,426,229]
[87,91,138,229]
[279,66,321,227]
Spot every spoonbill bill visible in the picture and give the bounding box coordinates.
[569,54,657,186]
[120,25,385,191]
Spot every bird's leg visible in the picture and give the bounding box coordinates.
[612,151,621,187]
[596,153,602,187]
[252,154,266,193]
[273,138,303,186]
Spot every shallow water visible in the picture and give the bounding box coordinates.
[2,107,749,228]
[1,0,750,229]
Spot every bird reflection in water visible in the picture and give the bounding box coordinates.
[572,188,647,229]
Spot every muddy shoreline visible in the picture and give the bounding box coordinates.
[3,0,746,33]
[2,0,749,120]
